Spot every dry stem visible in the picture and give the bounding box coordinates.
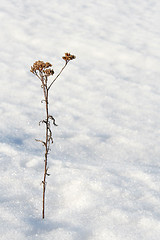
[30,53,75,219]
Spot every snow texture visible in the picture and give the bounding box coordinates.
[0,0,160,239]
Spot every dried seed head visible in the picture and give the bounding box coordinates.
[45,62,52,68]
[62,53,76,62]
[43,69,54,76]
[30,60,54,76]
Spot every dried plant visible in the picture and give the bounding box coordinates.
[30,53,76,219]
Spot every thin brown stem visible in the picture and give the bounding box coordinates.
[48,62,68,91]
[42,84,49,219]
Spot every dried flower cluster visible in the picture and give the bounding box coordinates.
[43,68,54,76]
[62,53,76,62]
[30,60,54,76]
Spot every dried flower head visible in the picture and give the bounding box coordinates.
[43,69,54,76]
[30,61,54,76]
[62,53,76,62]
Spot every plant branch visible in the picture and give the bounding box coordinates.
[47,62,68,91]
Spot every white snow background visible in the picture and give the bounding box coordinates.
[0,0,160,239]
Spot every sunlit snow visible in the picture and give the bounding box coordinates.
[0,0,160,239]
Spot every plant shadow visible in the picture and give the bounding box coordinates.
[24,215,89,239]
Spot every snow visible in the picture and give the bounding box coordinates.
[0,0,160,239]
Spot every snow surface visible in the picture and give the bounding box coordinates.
[0,0,160,239]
